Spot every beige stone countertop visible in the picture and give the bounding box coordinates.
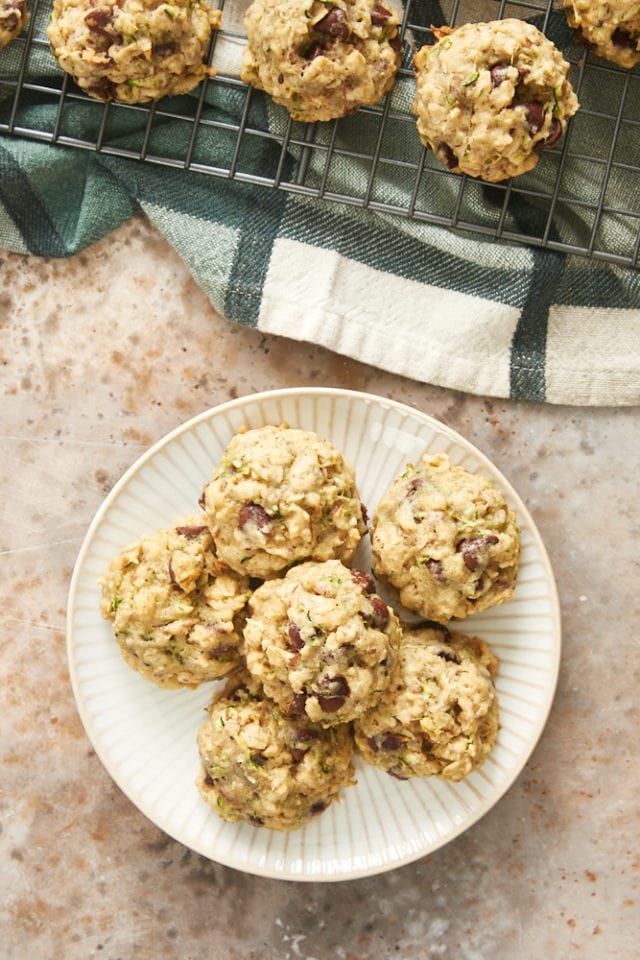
[1,215,637,960]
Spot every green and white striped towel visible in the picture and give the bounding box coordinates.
[1,0,639,404]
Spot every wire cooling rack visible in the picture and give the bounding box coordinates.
[2,0,640,267]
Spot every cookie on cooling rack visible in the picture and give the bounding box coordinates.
[242,559,401,726]
[241,0,403,122]
[99,517,251,689]
[562,0,640,69]
[370,452,521,623]
[196,670,356,830]
[353,624,499,782]
[0,0,28,49]
[412,18,579,183]
[47,0,221,103]
[200,424,367,580]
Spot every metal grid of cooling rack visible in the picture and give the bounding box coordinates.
[1,0,640,267]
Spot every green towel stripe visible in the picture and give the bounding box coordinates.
[224,186,291,328]
[509,247,566,401]
[0,140,69,257]
[281,197,530,308]
[554,260,640,309]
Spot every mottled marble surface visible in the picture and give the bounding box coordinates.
[1,215,638,960]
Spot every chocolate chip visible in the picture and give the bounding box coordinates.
[154,42,179,58]
[168,556,181,589]
[287,621,304,652]
[491,64,528,86]
[368,595,389,629]
[380,733,404,750]
[437,142,458,169]
[315,8,349,40]
[294,728,315,743]
[490,64,510,87]
[305,43,324,60]
[87,79,117,101]
[315,675,350,713]
[537,118,562,150]
[425,558,445,583]
[84,8,113,28]
[250,753,267,767]
[523,101,546,132]
[360,501,369,525]
[351,568,376,594]
[406,477,423,495]
[289,731,314,761]
[3,12,17,29]
[457,535,498,571]
[175,524,208,538]
[388,766,409,780]
[207,642,236,660]
[198,490,206,509]
[288,693,307,716]
[203,771,214,786]
[367,736,380,752]
[249,815,264,826]
[238,502,272,534]
[389,33,403,54]
[316,694,346,713]
[612,28,636,49]
[310,801,328,815]
[436,647,460,664]
[371,3,391,25]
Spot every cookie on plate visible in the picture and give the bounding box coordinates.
[196,670,356,830]
[0,0,28,49]
[371,452,520,623]
[200,424,367,579]
[48,0,221,103]
[242,559,401,726]
[99,517,251,688]
[412,18,579,182]
[241,0,402,122]
[562,0,640,69]
[354,625,499,781]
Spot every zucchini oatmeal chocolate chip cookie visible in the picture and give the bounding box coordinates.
[353,625,499,782]
[196,670,356,830]
[99,517,251,688]
[242,559,401,726]
[200,424,367,579]
[412,19,579,183]
[47,0,221,104]
[371,452,520,623]
[0,0,28,49]
[241,0,402,122]
[562,0,640,69]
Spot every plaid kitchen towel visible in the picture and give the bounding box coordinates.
[1,0,639,405]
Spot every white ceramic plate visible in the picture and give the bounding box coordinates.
[67,388,560,881]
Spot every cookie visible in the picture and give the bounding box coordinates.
[196,670,356,830]
[201,424,367,579]
[353,625,499,781]
[412,19,579,182]
[99,517,251,688]
[47,0,221,103]
[242,559,401,726]
[0,0,28,48]
[241,0,402,122]
[562,0,640,69]
[371,452,520,623]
